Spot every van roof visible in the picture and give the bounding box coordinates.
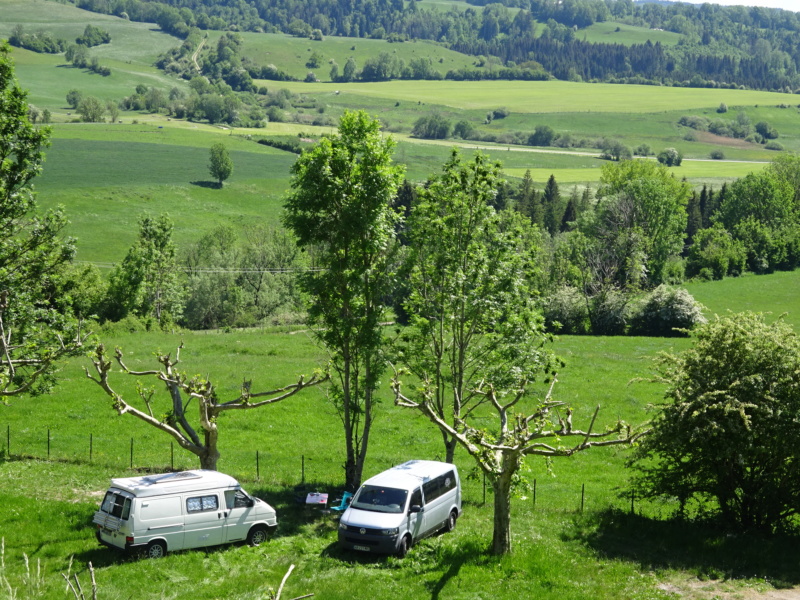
[363,460,457,491]
[108,470,240,497]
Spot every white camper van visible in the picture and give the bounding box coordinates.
[337,460,461,557]
[93,470,277,558]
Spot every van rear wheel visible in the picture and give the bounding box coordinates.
[145,540,166,559]
[445,509,457,533]
[247,526,269,547]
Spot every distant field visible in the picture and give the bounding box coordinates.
[228,31,481,82]
[581,21,683,46]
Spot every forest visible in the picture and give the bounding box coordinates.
[61,0,800,91]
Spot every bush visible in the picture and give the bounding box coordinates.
[709,150,725,160]
[686,224,746,279]
[628,285,705,337]
[629,313,800,532]
[765,141,784,151]
[540,286,589,334]
[587,289,628,335]
[657,148,682,167]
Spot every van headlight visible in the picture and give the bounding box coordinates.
[338,521,348,531]
[381,527,399,536]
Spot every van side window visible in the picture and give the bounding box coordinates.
[187,494,219,513]
[101,492,131,520]
[410,488,422,508]
[422,471,456,503]
[225,490,251,509]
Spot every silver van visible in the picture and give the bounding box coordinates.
[337,460,461,557]
[93,470,277,558]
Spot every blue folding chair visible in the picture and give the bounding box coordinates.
[330,491,353,512]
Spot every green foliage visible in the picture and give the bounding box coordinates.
[656,147,682,167]
[686,224,746,280]
[411,113,451,139]
[529,124,556,147]
[0,42,83,397]
[208,142,233,185]
[628,285,706,337]
[76,24,111,48]
[717,170,794,231]
[282,110,405,489]
[630,312,800,532]
[540,285,590,334]
[105,213,184,324]
[77,96,105,122]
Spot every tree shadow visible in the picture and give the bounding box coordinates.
[250,481,345,539]
[190,180,221,189]
[570,509,800,587]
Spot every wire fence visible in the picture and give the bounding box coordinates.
[1,424,641,514]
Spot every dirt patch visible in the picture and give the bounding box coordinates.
[658,577,800,599]
[694,131,757,149]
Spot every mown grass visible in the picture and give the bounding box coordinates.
[581,21,683,46]
[3,271,800,598]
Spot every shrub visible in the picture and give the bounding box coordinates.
[540,286,589,335]
[657,148,683,167]
[716,102,728,113]
[633,144,652,156]
[686,224,746,279]
[628,285,705,337]
[709,150,725,160]
[587,289,628,335]
[765,141,784,151]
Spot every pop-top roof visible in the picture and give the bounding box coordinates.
[109,470,240,497]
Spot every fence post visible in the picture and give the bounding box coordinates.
[47,428,50,459]
[580,483,585,513]
[301,455,305,485]
[6,424,9,456]
[171,442,174,471]
[630,490,635,515]
[482,471,486,505]
[130,438,134,469]
[533,479,537,507]
[90,433,93,463]
[256,450,260,480]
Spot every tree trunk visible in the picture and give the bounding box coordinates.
[443,433,458,464]
[491,468,514,555]
[199,447,219,471]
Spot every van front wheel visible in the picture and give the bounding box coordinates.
[397,535,411,558]
[146,540,167,559]
[247,526,269,547]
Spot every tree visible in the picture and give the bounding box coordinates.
[716,170,794,231]
[397,150,540,463]
[65,88,83,109]
[86,344,327,470]
[77,96,104,122]
[105,100,119,123]
[105,214,184,323]
[394,364,638,555]
[282,110,405,490]
[0,43,86,399]
[208,142,233,186]
[342,57,357,82]
[629,313,800,533]
[529,124,556,147]
[411,113,451,139]
[656,147,682,167]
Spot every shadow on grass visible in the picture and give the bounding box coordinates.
[251,480,346,539]
[190,180,222,189]
[571,509,800,587]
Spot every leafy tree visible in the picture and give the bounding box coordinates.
[65,88,83,109]
[0,43,86,399]
[529,124,555,147]
[208,142,233,186]
[87,343,327,470]
[105,100,119,123]
[599,138,631,161]
[657,147,682,167]
[452,120,474,139]
[629,313,800,532]
[411,113,451,139]
[397,150,537,463]
[282,110,405,490]
[105,214,184,324]
[342,56,357,82]
[716,170,794,231]
[77,96,104,122]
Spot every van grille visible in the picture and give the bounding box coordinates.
[340,524,381,535]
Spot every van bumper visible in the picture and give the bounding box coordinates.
[337,529,402,554]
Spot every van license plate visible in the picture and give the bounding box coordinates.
[353,545,370,552]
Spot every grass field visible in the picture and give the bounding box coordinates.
[580,21,683,46]
[2,271,800,598]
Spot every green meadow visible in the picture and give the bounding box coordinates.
[2,272,800,599]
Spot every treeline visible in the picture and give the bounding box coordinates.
[75,0,800,90]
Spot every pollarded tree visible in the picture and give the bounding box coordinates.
[86,344,327,470]
[283,110,405,490]
[629,313,800,532]
[209,142,233,186]
[0,42,87,400]
[393,371,639,555]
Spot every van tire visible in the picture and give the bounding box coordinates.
[445,509,457,533]
[397,535,411,558]
[146,540,167,559]
[247,525,269,547]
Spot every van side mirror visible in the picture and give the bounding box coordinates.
[409,505,422,514]
[247,498,255,508]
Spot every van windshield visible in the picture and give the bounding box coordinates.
[351,485,407,514]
